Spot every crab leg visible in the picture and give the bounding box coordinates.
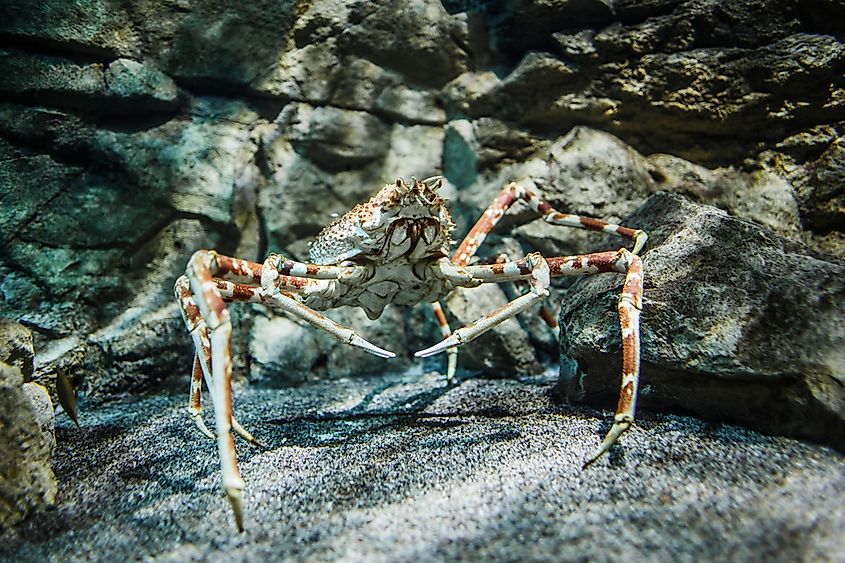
[417,253,550,357]
[179,251,246,531]
[176,276,283,445]
[429,248,645,463]
[262,252,366,282]
[258,255,394,357]
[453,181,647,265]
[434,181,645,381]
[188,353,215,440]
[260,289,396,358]
[430,301,458,383]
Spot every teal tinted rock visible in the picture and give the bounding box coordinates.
[103,58,179,109]
[0,1,139,57]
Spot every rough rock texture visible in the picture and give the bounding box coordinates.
[1,374,843,561]
[559,192,845,450]
[0,0,843,462]
[0,361,57,529]
[0,319,34,381]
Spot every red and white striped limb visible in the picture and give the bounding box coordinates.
[259,254,395,358]
[417,253,551,357]
[175,250,389,531]
[429,180,647,464]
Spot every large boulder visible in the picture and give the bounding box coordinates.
[559,192,845,450]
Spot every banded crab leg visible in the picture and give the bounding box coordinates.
[175,250,251,531]
[259,254,395,359]
[433,180,647,382]
[417,252,551,356]
[175,250,387,531]
[421,248,645,466]
[452,181,647,264]
[175,265,314,444]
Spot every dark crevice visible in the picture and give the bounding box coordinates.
[0,129,96,170]
[0,33,119,63]
[0,91,182,125]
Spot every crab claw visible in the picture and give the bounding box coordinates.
[414,333,462,358]
[348,333,396,359]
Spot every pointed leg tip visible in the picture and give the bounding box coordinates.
[415,344,445,358]
[251,437,269,449]
[226,488,245,532]
[582,420,631,469]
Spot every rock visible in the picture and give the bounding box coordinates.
[492,0,615,57]
[0,1,140,57]
[249,314,321,386]
[445,284,545,376]
[0,51,179,114]
[284,104,392,172]
[0,320,34,381]
[22,383,56,453]
[338,0,471,87]
[559,192,845,451]
[0,362,57,529]
[480,52,586,129]
[257,41,339,103]
[102,58,180,110]
[647,153,802,238]
[791,136,845,233]
[320,305,414,379]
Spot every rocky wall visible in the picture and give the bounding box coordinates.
[0,1,843,448]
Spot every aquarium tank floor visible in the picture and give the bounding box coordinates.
[2,371,842,562]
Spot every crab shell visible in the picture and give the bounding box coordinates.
[309,177,455,265]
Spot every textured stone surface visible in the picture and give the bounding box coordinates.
[559,192,845,450]
[0,320,34,381]
[1,374,843,559]
[0,362,57,529]
[0,0,843,445]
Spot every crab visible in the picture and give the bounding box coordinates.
[174,176,647,531]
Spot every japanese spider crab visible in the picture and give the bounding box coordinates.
[174,176,647,531]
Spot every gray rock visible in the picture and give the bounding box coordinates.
[285,104,392,172]
[791,136,845,233]
[257,41,339,103]
[444,284,545,376]
[0,362,57,529]
[338,0,471,87]
[22,383,56,453]
[0,51,179,114]
[249,314,321,386]
[559,192,845,451]
[0,320,34,381]
[102,58,180,110]
[1,374,843,559]
[647,153,802,238]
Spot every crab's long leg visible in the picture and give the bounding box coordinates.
[180,251,245,531]
[430,301,458,383]
[263,253,365,281]
[176,276,283,446]
[259,288,396,358]
[453,181,647,264]
[417,253,550,357]
[434,181,645,381]
[189,352,215,440]
[428,248,645,464]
